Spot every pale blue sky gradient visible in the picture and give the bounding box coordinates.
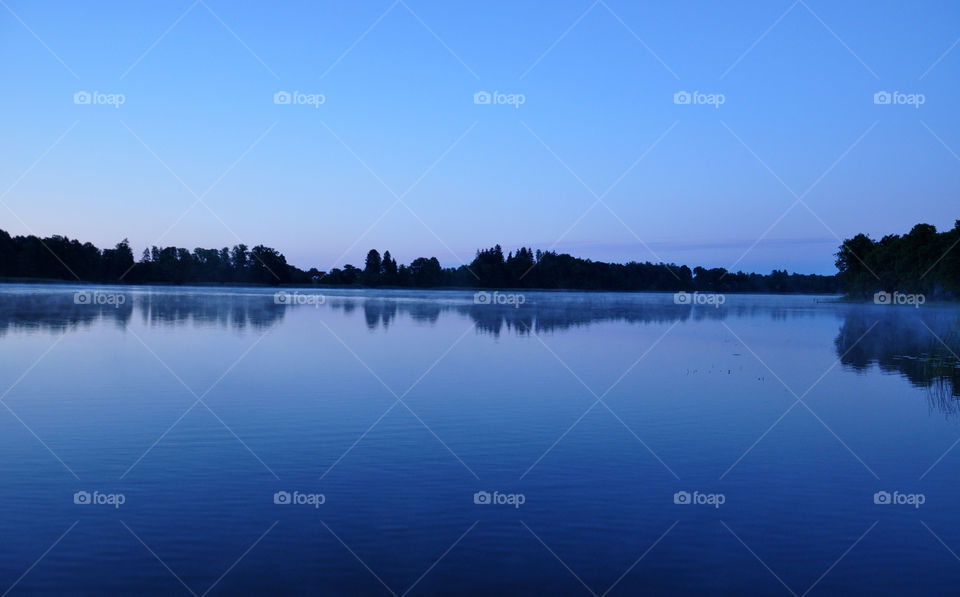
[1,0,958,274]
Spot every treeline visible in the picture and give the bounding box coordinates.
[133,244,295,285]
[0,229,302,285]
[0,230,136,282]
[836,221,960,299]
[345,246,839,293]
[0,228,840,293]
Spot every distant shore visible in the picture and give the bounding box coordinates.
[0,277,843,297]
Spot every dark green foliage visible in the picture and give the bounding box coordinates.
[837,221,960,299]
[0,230,303,286]
[380,251,398,285]
[362,249,381,286]
[0,228,842,292]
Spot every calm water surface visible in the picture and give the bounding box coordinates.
[1,284,959,595]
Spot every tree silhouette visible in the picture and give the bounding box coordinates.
[0,226,905,296]
[381,250,398,285]
[363,249,382,286]
[836,221,960,299]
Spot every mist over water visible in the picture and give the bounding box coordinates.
[1,284,959,595]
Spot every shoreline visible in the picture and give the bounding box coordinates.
[0,277,847,298]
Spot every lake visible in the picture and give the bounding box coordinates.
[0,284,958,596]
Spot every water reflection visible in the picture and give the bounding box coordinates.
[136,292,284,330]
[0,287,828,338]
[348,294,821,336]
[0,290,134,336]
[836,307,960,417]
[0,288,285,336]
[2,287,959,418]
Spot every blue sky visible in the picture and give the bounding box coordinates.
[1,0,958,274]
